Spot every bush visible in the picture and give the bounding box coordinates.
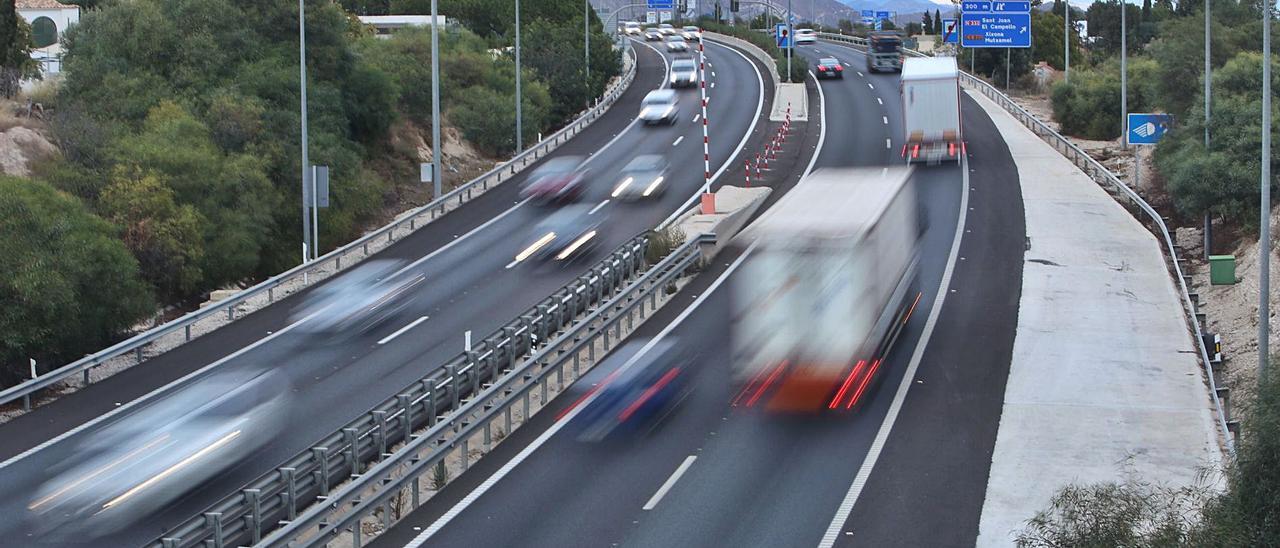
[645,225,686,264]
[1049,57,1158,141]
[0,176,153,387]
[697,20,809,83]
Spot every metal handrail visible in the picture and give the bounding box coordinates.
[1,45,640,413]
[818,31,1232,454]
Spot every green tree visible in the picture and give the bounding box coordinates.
[0,176,153,387]
[935,9,942,35]
[1,1,39,98]
[923,10,933,34]
[99,167,206,301]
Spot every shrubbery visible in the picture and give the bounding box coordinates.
[696,19,809,83]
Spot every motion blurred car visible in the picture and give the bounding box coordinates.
[26,370,290,541]
[513,204,602,265]
[623,21,642,35]
[665,35,688,52]
[680,25,701,41]
[519,155,590,203]
[669,58,698,87]
[795,28,817,44]
[611,155,670,200]
[644,28,662,41]
[815,57,844,79]
[570,338,693,442]
[658,23,676,35]
[639,89,679,125]
[289,259,425,339]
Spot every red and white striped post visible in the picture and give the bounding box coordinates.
[698,28,713,213]
[755,153,762,180]
[744,159,751,187]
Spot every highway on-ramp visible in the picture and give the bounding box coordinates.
[370,43,1025,548]
[0,38,771,547]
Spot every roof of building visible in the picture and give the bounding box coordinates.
[17,0,76,10]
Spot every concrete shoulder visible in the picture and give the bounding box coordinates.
[968,89,1223,546]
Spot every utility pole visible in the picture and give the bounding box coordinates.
[515,0,523,153]
[299,0,311,263]
[1121,0,1127,151]
[1063,0,1069,83]
[585,0,590,106]
[787,0,792,82]
[431,0,442,199]
[1204,0,1213,259]
[1260,0,1271,381]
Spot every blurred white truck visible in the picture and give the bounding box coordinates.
[900,56,962,164]
[729,167,922,412]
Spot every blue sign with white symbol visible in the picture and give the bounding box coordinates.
[776,23,792,48]
[962,0,1031,49]
[647,0,673,9]
[1127,113,1174,145]
[861,9,874,24]
[942,18,958,43]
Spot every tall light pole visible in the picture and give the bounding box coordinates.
[299,0,311,263]
[1063,0,1069,83]
[585,0,590,106]
[786,0,792,82]
[431,0,442,200]
[1204,0,1213,259]
[1121,0,1127,151]
[1260,0,1271,381]
[515,0,523,153]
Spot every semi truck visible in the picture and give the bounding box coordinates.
[729,167,922,413]
[901,56,963,164]
[865,31,903,73]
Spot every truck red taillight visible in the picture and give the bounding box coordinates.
[911,144,920,159]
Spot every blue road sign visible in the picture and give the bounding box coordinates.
[647,0,674,9]
[776,23,792,48]
[1127,113,1174,145]
[961,1,1031,49]
[942,18,958,43]
[875,10,891,21]
[861,9,874,25]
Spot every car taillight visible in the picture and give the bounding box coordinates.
[818,66,826,71]
[835,65,843,71]
[911,144,920,159]
[948,142,956,156]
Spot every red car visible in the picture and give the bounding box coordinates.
[520,156,589,203]
[816,57,844,79]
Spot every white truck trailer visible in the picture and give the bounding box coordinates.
[729,167,922,412]
[901,56,962,164]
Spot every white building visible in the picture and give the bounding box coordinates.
[356,15,446,39]
[17,0,80,74]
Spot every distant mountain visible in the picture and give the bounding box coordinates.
[838,0,960,20]
[590,0,955,28]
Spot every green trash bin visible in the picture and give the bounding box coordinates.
[1209,255,1236,285]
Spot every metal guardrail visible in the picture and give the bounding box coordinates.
[816,31,1233,453]
[1,45,639,415]
[150,231,708,548]
[254,234,708,548]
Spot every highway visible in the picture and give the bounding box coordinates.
[0,37,773,546]
[370,42,1026,548]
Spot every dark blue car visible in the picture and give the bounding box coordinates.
[570,339,692,442]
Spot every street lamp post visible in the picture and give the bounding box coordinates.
[1260,0,1272,381]
[299,0,311,263]
[1063,0,1069,83]
[786,0,792,82]
[515,0,523,153]
[431,0,442,200]
[1205,0,1213,259]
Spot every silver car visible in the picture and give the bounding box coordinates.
[612,155,670,200]
[26,370,290,540]
[289,259,425,338]
[639,89,679,125]
[669,58,698,88]
[665,35,688,52]
[658,23,676,35]
[681,25,701,42]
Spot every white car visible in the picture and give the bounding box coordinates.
[665,35,688,52]
[623,21,642,35]
[658,23,676,35]
[681,25,701,41]
[639,89,679,125]
[795,28,817,45]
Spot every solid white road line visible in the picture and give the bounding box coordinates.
[405,244,758,548]
[673,135,685,147]
[589,199,610,215]
[378,316,429,345]
[804,70,827,178]
[818,155,972,548]
[643,455,698,510]
[503,259,520,269]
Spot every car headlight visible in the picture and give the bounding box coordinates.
[555,231,597,261]
[642,176,664,197]
[612,176,634,198]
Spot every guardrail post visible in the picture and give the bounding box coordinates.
[22,394,30,412]
[281,466,298,520]
[344,428,361,477]
[227,306,235,321]
[314,447,331,497]
[185,324,192,342]
[245,488,262,544]
[353,521,362,548]
[448,364,461,410]
[504,327,518,370]
[424,378,437,426]
[399,394,414,442]
[461,437,470,471]
[161,538,179,548]
[467,352,480,396]
[135,346,144,363]
[373,410,388,456]
[205,512,224,548]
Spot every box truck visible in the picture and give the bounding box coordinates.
[901,56,962,164]
[729,167,923,412]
